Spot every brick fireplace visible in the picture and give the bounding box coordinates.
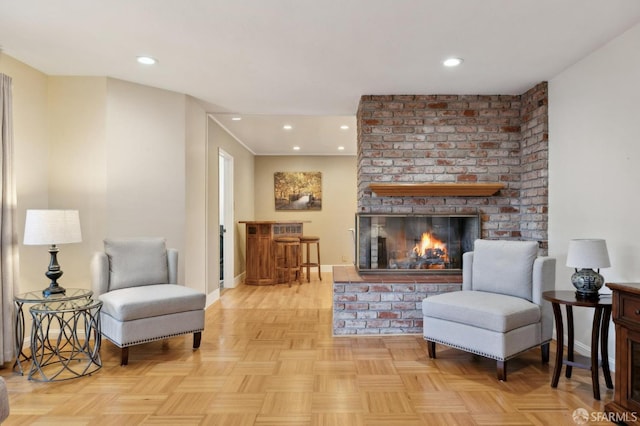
[333,82,549,335]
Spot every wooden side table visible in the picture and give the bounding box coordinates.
[542,290,613,400]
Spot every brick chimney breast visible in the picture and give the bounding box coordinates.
[356,83,549,244]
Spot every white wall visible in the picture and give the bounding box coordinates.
[549,22,640,364]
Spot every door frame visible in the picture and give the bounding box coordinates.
[219,148,236,288]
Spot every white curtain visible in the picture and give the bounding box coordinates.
[0,74,18,364]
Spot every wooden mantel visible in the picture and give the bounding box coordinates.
[368,183,505,197]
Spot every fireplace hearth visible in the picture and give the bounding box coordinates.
[356,213,479,273]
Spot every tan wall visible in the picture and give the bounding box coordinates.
[43,77,191,289]
[253,156,357,266]
[105,78,187,281]
[185,96,208,294]
[207,117,255,290]
[1,54,225,300]
[0,54,50,293]
[47,76,108,290]
[2,52,352,298]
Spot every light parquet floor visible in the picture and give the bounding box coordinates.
[1,273,616,425]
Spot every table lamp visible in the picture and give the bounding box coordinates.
[23,209,82,296]
[566,239,610,299]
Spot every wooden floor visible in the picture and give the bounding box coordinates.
[1,273,616,425]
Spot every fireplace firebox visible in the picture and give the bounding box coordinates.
[356,213,480,273]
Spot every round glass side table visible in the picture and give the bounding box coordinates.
[28,298,102,382]
[13,288,93,375]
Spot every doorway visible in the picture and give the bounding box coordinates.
[219,149,235,289]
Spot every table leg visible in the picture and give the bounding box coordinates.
[551,302,564,388]
[566,305,574,378]
[591,306,603,400]
[12,301,27,375]
[600,306,613,390]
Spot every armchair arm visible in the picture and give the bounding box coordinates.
[532,256,556,341]
[91,252,110,297]
[462,251,474,291]
[167,248,178,284]
[0,377,8,423]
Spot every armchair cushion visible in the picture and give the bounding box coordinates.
[422,290,541,333]
[472,239,538,300]
[105,237,169,291]
[99,284,205,321]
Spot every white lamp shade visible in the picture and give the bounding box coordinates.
[23,209,82,245]
[566,239,610,269]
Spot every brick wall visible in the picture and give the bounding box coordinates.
[520,83,549,247]
[356,82,548,243]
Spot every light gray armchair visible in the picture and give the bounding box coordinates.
[422,239,555,380]
[0,377,8,423]
[91,238,205,365]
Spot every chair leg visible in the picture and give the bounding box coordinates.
[316,241,322,281]
[427,340,436,359]
[497,360,507,381]
[541,342,550,363]
[121,347,129,366]
[305,241,311,283]
[193,331,202,349]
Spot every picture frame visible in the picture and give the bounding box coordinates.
[274,171,322,211]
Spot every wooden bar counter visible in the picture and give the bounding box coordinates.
[239,221,305,285]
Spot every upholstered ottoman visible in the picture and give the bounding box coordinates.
[99,284,205,352]
[422,291,544,369]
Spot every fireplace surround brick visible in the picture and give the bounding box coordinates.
[332,82,549,336]
[333,267,462,335]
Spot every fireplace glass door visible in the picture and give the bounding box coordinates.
[356,214,479,273]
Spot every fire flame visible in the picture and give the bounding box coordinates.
[413,232,448,262]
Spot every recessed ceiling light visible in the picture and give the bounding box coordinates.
[283,124,293,130]
[340,125,349,130]
[338,146,345,151]
[136,56,157,65]
[231,117,242,121]
[293,146,300,151]
[443,57,463,67]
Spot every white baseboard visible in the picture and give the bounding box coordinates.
[322,264,352,272]
[551,331,615,372]
[206,288,220,308]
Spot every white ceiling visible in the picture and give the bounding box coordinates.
[1,0,640,155]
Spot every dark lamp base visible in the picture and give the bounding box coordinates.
[43,245,66,297]
[43,285,66,297]
[575,290,600,300]
[571,268,604,300]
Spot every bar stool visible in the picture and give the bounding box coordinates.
[274,237,302,287]
[300,236,321,282]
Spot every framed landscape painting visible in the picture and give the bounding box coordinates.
[274,171,322,211]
